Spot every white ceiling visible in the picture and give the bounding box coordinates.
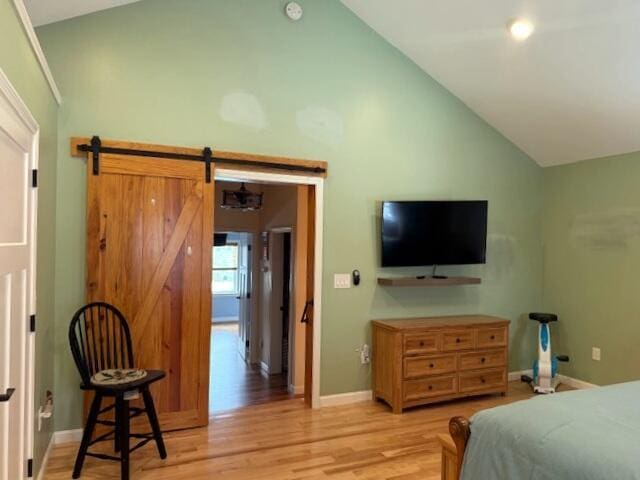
[24,0,141,27]
[342,0,640,166]
[24,0,640,166]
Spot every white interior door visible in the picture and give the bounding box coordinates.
[0,70,37,480]
[236,236,251,360]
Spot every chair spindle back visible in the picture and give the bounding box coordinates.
[69,302,134,387]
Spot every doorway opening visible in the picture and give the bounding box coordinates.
[209,179,315,413]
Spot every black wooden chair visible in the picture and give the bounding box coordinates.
[68,302,167,479]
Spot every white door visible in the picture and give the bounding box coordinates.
[0,70,38,480]
[237,236,251,360]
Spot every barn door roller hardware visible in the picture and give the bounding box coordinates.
[91,135,101,176]
[77,135,326,182]
[203,146,212,183]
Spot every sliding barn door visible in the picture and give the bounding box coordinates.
[85,152,213,430]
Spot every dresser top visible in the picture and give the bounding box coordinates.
[371,314,509,331]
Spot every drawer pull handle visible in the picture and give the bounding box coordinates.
[490,335,496,340]
[481,378,486,384]
[419,341,425,346]
[481,357,486,363]
[428,385,433,390]
[429,363,434,368]
[456,338,461,343]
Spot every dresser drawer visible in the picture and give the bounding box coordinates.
[404,354,457,379]
[403,333,440,356]
[372,316,510,414]
[459,349,506,371]
[442,331,475,351]
[403,375,458,401]
[459,368,506,393]
[476,327,508,348]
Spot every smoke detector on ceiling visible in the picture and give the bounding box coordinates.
[285,2,303,21]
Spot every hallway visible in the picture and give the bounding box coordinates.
[209,324,294,413]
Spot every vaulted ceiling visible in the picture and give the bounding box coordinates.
[25,0,640,166]
[24,0,141,27]
[342,0,640,166]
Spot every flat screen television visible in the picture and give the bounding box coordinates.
[381,200,488,267]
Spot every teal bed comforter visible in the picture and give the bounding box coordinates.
[461,382,640,480]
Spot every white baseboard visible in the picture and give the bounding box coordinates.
[46,373,597,455]
[53,428,82,444]
[316,371,595,409]
[508,369,533,382]
[37,428,81,477]
[508,370,598,389]
[36,434,54,480]
[558,374,598,389]
[316,373,596,410]
[288,384,304,395]
[319,390,372,407]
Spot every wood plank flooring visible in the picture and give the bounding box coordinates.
[43,381,562,479]
[210,324,293,413]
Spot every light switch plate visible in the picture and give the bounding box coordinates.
[334,273,351,289]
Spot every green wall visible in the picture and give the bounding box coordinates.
[543,151,640,385]
[0,0,58,475]
[37,0,543,431]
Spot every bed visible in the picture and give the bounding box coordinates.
[439,381,640,480]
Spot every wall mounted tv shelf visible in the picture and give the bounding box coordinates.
[377,276,481,287]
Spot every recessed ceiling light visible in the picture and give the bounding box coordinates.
[508,19,534,41]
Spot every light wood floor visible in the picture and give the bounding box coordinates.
[43,381,557,479]
[210,323,292,413]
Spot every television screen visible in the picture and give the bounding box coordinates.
[381,200,488,267]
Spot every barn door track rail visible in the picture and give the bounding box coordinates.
[76,135,327,182]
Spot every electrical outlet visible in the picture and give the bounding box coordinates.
[360,344,370,364]
[355,344,371,364]
[592,347,601,361]
[38,390,53,431]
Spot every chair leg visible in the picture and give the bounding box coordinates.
[114,401,121,453]
[142,386,167,459]
[72,393,102,479]
[119,395,130,480]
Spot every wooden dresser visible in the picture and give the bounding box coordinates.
[372,315,509,413]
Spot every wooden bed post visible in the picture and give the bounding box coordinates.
[438,416,471,480]
[450,417,471,473]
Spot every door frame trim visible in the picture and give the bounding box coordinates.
[0,68,39,131]
[215,168,324,408]
[0,66,39,476]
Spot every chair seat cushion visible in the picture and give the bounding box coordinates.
[91,368,147,386]
[84,369,166,392]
